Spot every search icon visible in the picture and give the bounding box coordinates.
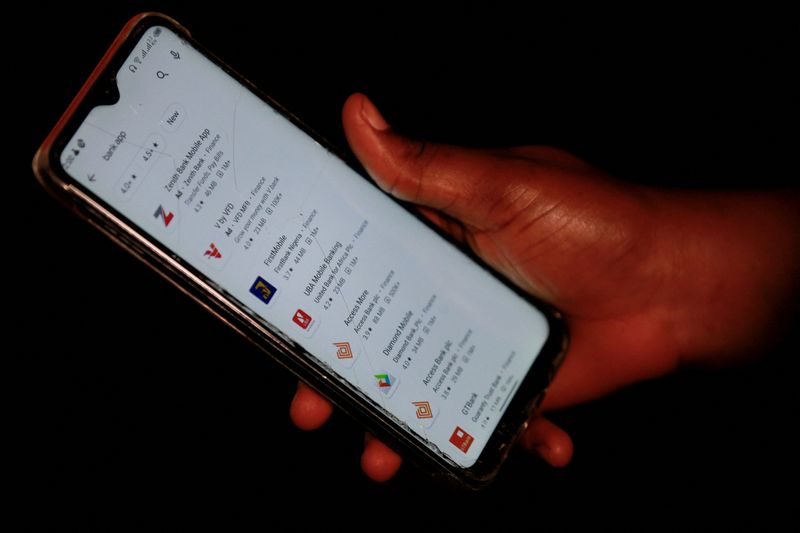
[156,70,169,79]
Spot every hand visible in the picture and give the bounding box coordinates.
[290,93,800,482]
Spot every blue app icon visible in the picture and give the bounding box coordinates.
[250,276,277,305]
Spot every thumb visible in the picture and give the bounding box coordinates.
[342,93,533,231]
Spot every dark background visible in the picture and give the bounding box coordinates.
[14,2,798,529]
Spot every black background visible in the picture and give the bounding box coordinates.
[13,2,798,529]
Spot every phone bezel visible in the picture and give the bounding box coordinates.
[32,12,568,488]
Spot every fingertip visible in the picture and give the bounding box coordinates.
[361,434,402,482]
[342,93,393,191]
[538,434,574,468]
[364,94,393,131]
[343,93,389,130]
[342,93,366,130]
[289,382,334,431]
[520,417,574,468]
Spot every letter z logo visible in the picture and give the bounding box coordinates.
[154,205,174,227]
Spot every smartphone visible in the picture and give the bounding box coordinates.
[33,13,567,488]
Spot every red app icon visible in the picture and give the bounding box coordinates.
[292,309,313,329]
[203,243,222,259]
[449,426,474,453]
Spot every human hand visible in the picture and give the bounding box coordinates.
[290,93,800,482]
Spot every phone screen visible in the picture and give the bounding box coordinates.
[60,25,549,467]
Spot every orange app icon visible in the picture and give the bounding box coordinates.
[412,401,433,419]
[449,426,474,453]
[334,342,353,359]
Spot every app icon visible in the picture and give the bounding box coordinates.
[375,373,393,388]
[204,243,221,259]
[292,309,313,330]
[153,205,174,227]
[412,401,433,419]
[374,373,398,397]
[334,342,353,359]
[449,426,474,453]
[250,277,277,305]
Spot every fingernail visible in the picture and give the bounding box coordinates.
[361,95,390,131]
